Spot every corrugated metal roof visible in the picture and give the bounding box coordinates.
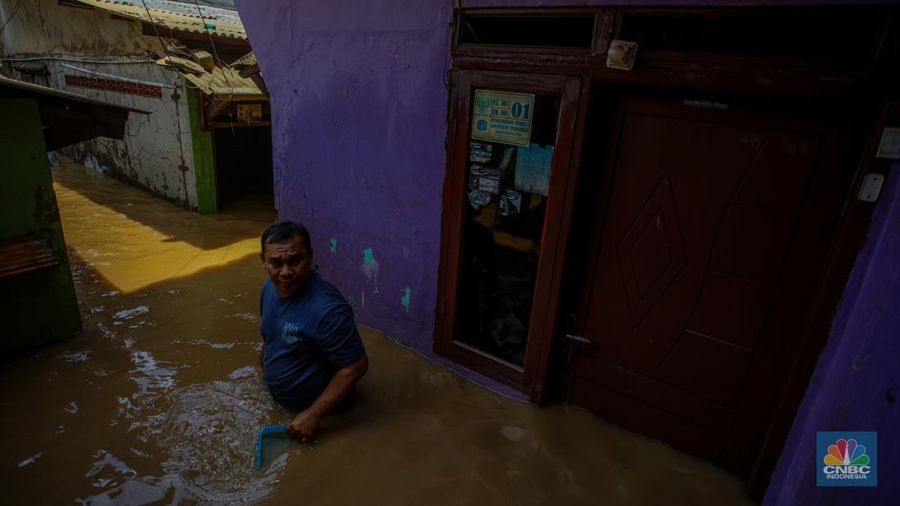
[68,0,247,40]
[230,51,258,77]
[231,51,256,69]
[155,56,264,98]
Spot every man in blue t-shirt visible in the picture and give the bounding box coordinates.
[258,221,368,442]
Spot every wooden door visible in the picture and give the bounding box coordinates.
[565,91,863,478]
[436,71,585,399]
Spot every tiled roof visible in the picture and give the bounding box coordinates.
[68,0,247,40]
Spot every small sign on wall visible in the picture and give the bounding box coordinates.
[237,103,263,121]
[515,143,554,196]
[471,90,534,147]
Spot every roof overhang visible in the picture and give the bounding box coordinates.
[61,0,248,41]
[0,74,149,150]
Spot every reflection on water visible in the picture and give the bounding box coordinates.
[0,164,754,505]
[89,376,291,504]
[1,164,285,504]
[3,244,293,504]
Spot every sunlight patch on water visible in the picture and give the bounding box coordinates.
[53,180,261,294]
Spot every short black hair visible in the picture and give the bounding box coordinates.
[261,221,313,256]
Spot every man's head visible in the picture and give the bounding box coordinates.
[260,221,313,298]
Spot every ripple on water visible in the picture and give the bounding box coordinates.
[59,350,92,363]
[113,306,150,320]
[82,367,287,503]
[17,452,43,468]
[129,350,177,400]
[85,449,138,485]
[126,375,289,502]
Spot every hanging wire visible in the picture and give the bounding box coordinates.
[190,0,234,96]
[0,55,154,65]
[0,0,24,36]
[139,0,174,65]
[139,0,208,92]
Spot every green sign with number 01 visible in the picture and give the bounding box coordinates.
[471,90,535,147]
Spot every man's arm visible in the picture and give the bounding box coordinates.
[286,355,368,442]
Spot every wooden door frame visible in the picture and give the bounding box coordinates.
[434,69,589,401]
[442,4,899,498]
[558,84,891,496]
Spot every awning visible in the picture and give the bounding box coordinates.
[0,74,149,151]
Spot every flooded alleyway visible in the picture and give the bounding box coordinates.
[1,163,754,505]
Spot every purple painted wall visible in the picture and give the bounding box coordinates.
[763,164,900,505]
[236,0,453,353]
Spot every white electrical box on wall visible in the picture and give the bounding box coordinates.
[875,127,900,160]
[858,173,885,203]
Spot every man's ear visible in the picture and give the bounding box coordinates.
[259,252,265,263]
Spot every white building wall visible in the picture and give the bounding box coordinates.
[0,0,199,209]
[55,62,199,209]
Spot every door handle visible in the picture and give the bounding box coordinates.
[564,333,592,345]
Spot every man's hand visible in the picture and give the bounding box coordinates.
[284,356,368,443]
[287,408,322,442]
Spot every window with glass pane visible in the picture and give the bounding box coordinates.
[454,91,560,365]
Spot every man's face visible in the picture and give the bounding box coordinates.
[261,234,312,298]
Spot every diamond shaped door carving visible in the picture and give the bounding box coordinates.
[616,176,687,328]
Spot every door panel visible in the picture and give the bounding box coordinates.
[567,91,857,477]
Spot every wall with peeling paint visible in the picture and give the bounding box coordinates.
[0,0,153,56]
[60,62,199,209]
[0,0,199,209]
[61,64,199,209]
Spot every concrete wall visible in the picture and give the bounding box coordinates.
[0,0,149,56]
[0,0,199,209]
[763,164,900,505]
[60,63,199,209]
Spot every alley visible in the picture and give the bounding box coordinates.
[0,162,753,504]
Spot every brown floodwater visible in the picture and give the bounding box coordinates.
[0,163,755,505]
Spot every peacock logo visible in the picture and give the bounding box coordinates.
[823,438,870,466]
[817,432,877,487]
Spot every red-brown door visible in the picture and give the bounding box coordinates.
[565,91,863,478]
